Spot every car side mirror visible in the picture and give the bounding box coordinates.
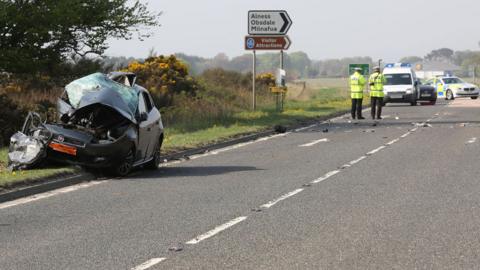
[139,112,148,122]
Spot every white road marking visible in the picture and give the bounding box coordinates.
[366,145,386,155]
[340,164,351,169]
[299,138,329,147]
[131,258,166,270]
[0,181,106,210]
[186,216,247,245]
[410,127,418,132]
[311,170,340,184]
[466,137,477,144]
[386,138,400,145]
[295,124,317,132]
[260,189,304,209]
[400,132,411,138]
[349,156,366,165]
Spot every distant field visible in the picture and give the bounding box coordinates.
[287,77,349,101]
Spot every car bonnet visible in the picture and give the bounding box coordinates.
[65,73,139,124]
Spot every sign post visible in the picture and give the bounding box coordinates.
[252,50,256,111]
[247,10,292,111]
[248,10,292,35]
[348,64,370,77]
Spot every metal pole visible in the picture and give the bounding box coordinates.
[252,50,256,111]
[473,66,476,84]
[280,50,284,69]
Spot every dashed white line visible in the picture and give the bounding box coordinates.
[366,145,386,155]
[299,138,329,147]
[260,188,304,209]
[186,216,248,245]
[386,138,400,145]
[131,258,166,270]
[0,181,106,210]
[349,156,367,165]
[400,132,411,138]
[311,170,341,184]
[466,137,477,144]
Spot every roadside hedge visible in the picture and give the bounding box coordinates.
[0,94,26,147]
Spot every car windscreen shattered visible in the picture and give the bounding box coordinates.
[65,73,139,123]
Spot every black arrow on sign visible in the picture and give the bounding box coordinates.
[279,12,292,34]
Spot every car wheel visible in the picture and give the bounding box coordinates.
[430,100,436,105]
[410,101,417,106]
[113,148,134,177]
[146,138,162,170]
[446,90,454,100]
[471,96,478,100]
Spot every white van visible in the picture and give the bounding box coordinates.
[383,63,418,106]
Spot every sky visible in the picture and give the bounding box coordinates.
[106,0,480,62]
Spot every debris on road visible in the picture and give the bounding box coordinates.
[322,128,329,133]
[168,244,184,252]
[274,125,287,133]
[412,122,432,128]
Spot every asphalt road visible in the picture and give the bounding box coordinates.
[1,98,480,269]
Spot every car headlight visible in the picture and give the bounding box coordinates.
[406,88,412,94]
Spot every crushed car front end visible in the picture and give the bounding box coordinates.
[44,123,137,168]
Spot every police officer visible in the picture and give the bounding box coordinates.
[369,66,387,119]
[350,67,366,119]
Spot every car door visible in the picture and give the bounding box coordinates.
[136,93,151,162]
[143,92,163,159]
[141,91,161,159]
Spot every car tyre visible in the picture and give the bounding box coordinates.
[410,101,417,106]
[471,96,478,100]
[146,138,162,170]
[446,90,454,100]
[112,148,134,177]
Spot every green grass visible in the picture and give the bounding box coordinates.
[163,87,351,152]
[0,147,76,189]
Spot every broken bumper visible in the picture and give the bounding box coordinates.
[47,134,133,168]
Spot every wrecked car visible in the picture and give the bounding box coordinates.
[9,72,164,176]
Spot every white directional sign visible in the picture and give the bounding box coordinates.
[248,10,292,35]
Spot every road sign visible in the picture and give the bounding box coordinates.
[245,36,291,50]
[248,10,292,35]
[349,64,370,76]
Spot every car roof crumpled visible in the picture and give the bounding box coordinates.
[65,73,139,123]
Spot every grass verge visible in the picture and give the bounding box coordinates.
[163,87,353,152]
[0,148,76,189]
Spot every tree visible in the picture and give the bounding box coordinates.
[399,56,423,64]
[425,48,454,62]
[0,0,160,74]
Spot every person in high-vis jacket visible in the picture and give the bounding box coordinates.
[369,66,387,119]
[350,67,366,119]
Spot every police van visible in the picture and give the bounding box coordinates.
[382,63,418,106]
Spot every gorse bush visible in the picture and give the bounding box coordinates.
[124,55,202,107]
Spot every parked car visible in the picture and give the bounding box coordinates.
[9,72,164,176]
[424,76,479,100]
[415,79,437,105]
